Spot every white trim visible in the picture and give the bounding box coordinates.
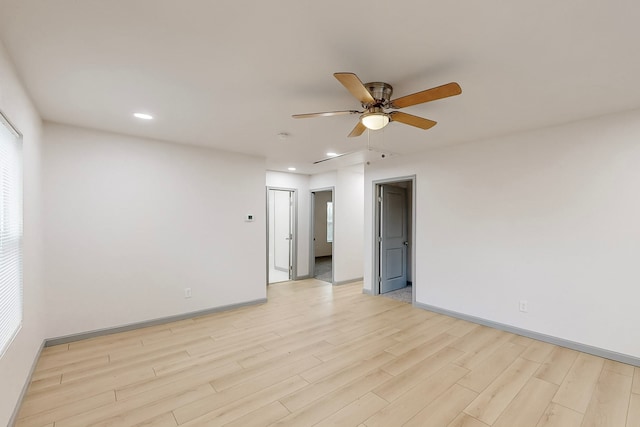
[0,111,21,138]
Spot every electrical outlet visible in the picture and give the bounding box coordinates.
[519,300,528,313]
[184,288,192,299]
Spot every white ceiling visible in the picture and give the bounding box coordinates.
[1,0,639,174]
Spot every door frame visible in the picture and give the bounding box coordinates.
[309,187,335,284]
[372,176,416,302]
[266,187,298,284]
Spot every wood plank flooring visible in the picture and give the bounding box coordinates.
[15,279,640,426]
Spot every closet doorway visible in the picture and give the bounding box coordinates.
[310,189,334,283]
[373,177,415,303]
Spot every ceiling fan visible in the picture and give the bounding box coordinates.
[293,72,462,137]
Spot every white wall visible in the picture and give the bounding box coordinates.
[43,123,267,338]
[266,171,310,278]
[311,167,364,284]
[0,42,46,426]
[310,171,337,192]
[365,108,640,359]
[334,166,365,283]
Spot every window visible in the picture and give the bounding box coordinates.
[326,201,333,243]
[0,111,22,358]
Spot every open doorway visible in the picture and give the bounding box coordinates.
[311,189,334,283]
[267,188,296,284]
[373,178,415,303]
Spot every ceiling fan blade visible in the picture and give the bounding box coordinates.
[292,110,361,119]
[389,111,437,130]
[390,82,462,109]
[334,73,375,104]
[348,121,367,137]
[313,151,355,164]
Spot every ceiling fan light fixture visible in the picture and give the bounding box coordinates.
[361,112,389,130]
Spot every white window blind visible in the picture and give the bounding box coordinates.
[0,112,22,358]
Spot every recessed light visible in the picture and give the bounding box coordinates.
[288,167,296,171]
[133,113,153,120]
[326,152,338,157]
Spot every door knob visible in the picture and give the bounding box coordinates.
[403,241,409,246]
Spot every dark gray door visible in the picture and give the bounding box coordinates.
[380,184,407,293]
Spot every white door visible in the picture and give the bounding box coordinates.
[268,189,293,283]
[379,184,408,293]
[273,190,292,272]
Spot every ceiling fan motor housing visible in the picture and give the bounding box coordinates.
[363,82,393,108]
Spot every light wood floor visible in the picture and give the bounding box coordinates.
[15,279,640,427]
